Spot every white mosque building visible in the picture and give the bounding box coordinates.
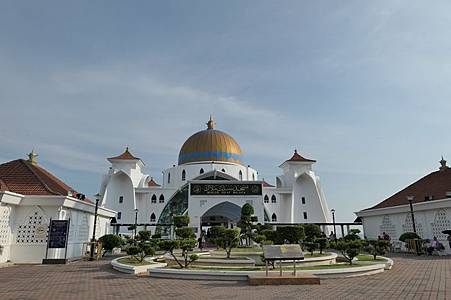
[99,117,332,237]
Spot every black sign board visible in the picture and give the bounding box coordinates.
[190,183,262,196]
[48,220,69,248]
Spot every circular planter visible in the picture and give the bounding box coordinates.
[111,256,167,275]
[147,255,392,281]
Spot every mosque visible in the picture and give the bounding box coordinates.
[99,117,332,237]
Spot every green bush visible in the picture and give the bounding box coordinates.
[276,226,305,244]
[344,229,361,241]
[304,241,318,255]
[315,237,328,254]
[175,227,196,239]
[334,239,363,264]
[241,203,254,216]
[399,232,420,242]
[211,226,240,258]
[254,234,267,244]
[364,239,390,260]
[173,215,190,228]
[99,234,123,254]
[304,224,322,242]
[238,203,255,246]
[137,230,151,241]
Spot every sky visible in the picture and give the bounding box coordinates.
[1,0,451,222]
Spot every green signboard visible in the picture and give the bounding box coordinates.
[190,183,262,196]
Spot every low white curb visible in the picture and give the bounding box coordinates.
[111,256,167,275]
[148,262,389,281]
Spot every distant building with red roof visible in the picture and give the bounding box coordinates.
[0,151,115,264]
[356,158,451,251]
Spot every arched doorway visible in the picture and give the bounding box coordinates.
[201,201,242,230]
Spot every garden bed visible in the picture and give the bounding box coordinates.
[111,256,167,275]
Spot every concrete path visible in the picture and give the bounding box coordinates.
[0,254,450,299]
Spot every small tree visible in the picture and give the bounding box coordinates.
[238,203,255,246]
[159,215,198,268]
[365,239,390,260]
[126,230,155,263]
[315,237,328,254]
[334,239,363,265]
[399,232,420,242]
[344,229,361,241]
[304,224,322,242]
[212,226,240,258]
[303,241,318,255]
[99,234,123,256]
[276,226,305,244]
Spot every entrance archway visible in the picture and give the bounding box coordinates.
[201,201,242,229]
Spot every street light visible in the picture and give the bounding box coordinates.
[407,196,419,254]
[331,209,336,242]
[134,208,139,239]
[407,196,416,234]
[89,193,101,261]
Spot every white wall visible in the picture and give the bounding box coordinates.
[103,171,136,234]
[361,207,451,253]
[162,162,257,188]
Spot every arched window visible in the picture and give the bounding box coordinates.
[159,194,165,203]
[151,194,157,203]
[239,170,243,181]
[264,195,269,203]
[200,168,204,174]
[221,168,226,173]
[271,213,277,222]
[168,173,171,184]
[271,195,277,203]
[150,213,156,223]
[182,169,186,181]
[252,173,255,181]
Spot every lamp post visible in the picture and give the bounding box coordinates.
[407,195,420,254]
[134,208,139,239]
[89,193,101,261]
[331,209,336,243]
[407,196,417,234]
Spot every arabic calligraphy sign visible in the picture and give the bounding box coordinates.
[190,183,262,196]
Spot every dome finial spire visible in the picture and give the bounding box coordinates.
[206,115,216,129]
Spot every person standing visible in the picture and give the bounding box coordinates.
[447,234,451,249]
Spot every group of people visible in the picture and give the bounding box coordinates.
[378,232,391,241]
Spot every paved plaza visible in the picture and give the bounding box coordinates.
[0,255,450,300]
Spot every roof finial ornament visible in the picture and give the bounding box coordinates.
[294,149,298,154]
[440,156,448,171]
[27,148,38,164]
[206,115,216,130]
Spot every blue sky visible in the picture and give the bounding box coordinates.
[1,1,451,222]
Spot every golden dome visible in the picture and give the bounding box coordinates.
[178,117,242,165]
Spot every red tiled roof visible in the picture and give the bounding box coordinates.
[0,159,87,200]
[262,179,274,187]
[285,149,316,163]
[147,177,160,187]
[108,147,140,160]
[365,167,451,210]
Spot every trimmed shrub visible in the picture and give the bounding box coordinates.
[99,234,123,255]
[399,232,420,242]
